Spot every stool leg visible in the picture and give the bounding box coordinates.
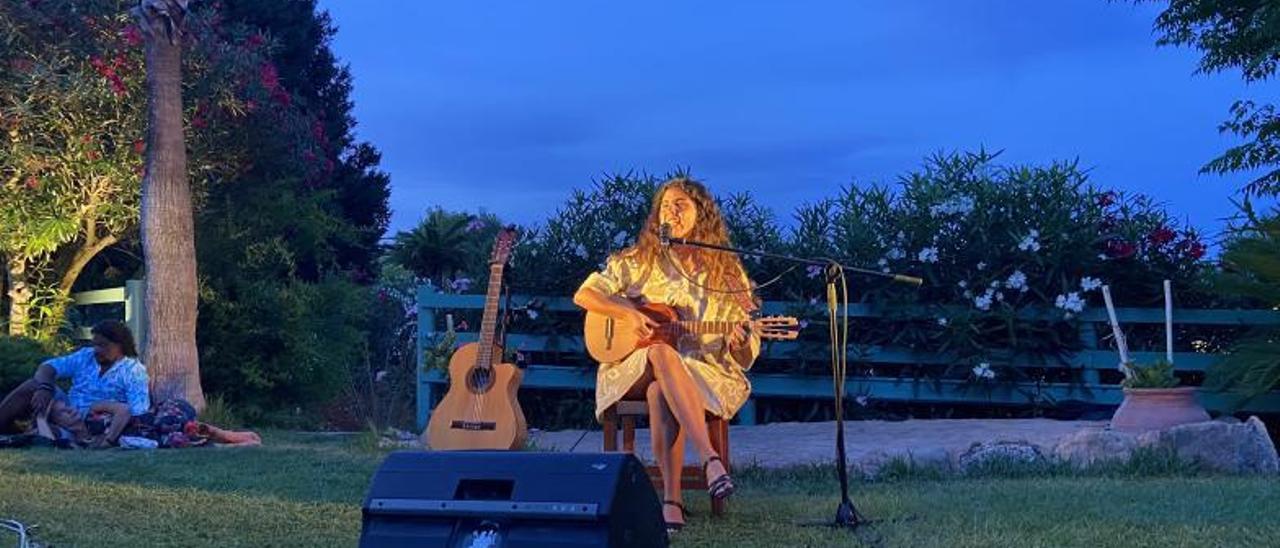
[717,419,730,470]
[712,496,727,517]
[622,416,637,453]
[603,411,618,452]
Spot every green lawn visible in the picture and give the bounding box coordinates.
[0,432,1276,547]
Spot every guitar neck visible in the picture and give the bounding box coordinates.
[666,320,750,335]
[475,263,505,368]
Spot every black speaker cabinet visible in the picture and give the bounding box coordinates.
[360,451,668,548]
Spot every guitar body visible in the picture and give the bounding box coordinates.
[426,342,528,450]
[422,227,528,451]
[584,301,682,363]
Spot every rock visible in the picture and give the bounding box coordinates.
[1053,429,1138,468]
[1215,416,1242,425]
[1245,417,1279,467]
[1135,416,1279,474]
[958,440,1045,472]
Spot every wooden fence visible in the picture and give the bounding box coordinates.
[68,279,146,349]
[417,286,1280,430]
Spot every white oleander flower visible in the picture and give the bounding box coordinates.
[974,290,994,311]
[929,196,975,217]
[1017,230,1041,252]
[1006,270,1028,293]
[1055,292,1085,313]
[972,362,996,380]
[450,278,473,292]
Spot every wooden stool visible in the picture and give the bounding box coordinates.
[601,399,731,516]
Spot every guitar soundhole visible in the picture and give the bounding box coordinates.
[466,367,494,394]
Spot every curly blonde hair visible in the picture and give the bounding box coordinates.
[619,176,756,310]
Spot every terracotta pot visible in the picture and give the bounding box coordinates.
[1110,387,1210,433]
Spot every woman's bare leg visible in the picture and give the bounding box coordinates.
[647,344,727,482]
[647,382,686,525]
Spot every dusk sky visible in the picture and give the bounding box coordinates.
[320,1,1274,241]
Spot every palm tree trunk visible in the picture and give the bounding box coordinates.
[138,1,204,411]
[6,257,31,337]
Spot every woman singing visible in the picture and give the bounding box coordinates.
[573,176,761,534]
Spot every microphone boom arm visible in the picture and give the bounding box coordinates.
[665,234,922,286]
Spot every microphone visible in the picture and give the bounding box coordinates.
[891,274,924,286]
[658,223,672,247]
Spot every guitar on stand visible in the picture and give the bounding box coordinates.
[425,227,528,450]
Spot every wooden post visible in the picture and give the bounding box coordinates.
[125,279,148,353]
[1079,321,1101,386]
[737,398,757,426]
[1164,280,1174,364]
[1101,285,1132,378]
[416,284,437,432]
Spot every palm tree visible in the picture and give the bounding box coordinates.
[390,209,477,288]
[135,0,204,410]
[1207,209,1280,408]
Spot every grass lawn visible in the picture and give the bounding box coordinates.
[1,431,1277,547]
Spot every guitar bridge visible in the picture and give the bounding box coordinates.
[450,420,497,431]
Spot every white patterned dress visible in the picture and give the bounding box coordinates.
[580,253,761,420]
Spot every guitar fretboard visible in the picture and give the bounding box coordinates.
[662,321,747,335]
[475,263,504,370]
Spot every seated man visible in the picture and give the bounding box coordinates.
[0,320,149,448]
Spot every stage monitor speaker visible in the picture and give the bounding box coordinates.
[360,451,667,548]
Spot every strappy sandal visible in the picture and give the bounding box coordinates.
[663,500,687,535]
[704,455,735,500]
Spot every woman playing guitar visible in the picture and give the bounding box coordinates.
[573,176,761,534]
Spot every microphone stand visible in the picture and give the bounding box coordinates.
[661,231,921,530]
[662,232,922,287]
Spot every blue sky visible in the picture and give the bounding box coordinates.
[320,1,1270,239]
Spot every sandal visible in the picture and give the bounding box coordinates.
[663,500,687,535]
[704,455,735,500]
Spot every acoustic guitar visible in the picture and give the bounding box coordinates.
[584,300,801,363]
[425,227,528,450]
